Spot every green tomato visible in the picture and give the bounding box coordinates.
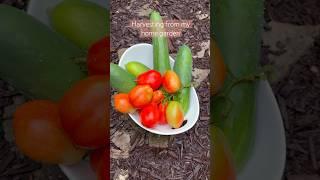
[125,61,150,77]
[50,0,109,49]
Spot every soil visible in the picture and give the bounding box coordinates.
[0,0,319,180]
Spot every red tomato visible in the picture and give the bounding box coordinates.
[166,101,184,128]
[128,85,153,108]
[151,90,164,104]
[13,100,86,164]
[163,70,181,93]
[140,103,160,128]
[99,153,108,180]
[60,76,108,149]
[87,37,110,76]
[90,147,109,180]
[158,102,167,124]
[90,148,103,173]
[137,70,162,90]
[114,93,135,113]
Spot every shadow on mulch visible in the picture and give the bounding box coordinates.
[266,0,320,178]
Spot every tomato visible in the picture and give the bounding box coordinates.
[166,101,184,128]
[211,40,227,95]
[90,147,109,180]
[87,37,110,76]
[137,70,162,90]
[114,93,135,113]
[99,153,108,180]
[125,61,150,77]
[50,0,109,49]
[211,127,236,180]
[158,102,167,124]
[151,90,164,104]
[60,76,108,149]
[90,148,103,173]
[140,103,160,128]
[13,100,86,164]
[128,85,153,108]
[163,70,181,93]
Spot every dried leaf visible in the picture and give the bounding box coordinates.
[193,40,210,58]
[263,21,320,82]
[192,68,210,87]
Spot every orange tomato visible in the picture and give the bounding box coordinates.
[13,100,86,164]
[163,70,181,93]
[60,75,108,149]
[211,40,227,95]
[128,85,153,108]
[114,93,135,113]
[151,90,164,104]
[211,127,236,180]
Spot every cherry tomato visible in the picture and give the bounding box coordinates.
[60,76,108,149]
[13,100,86,164]
[90,147,109,180]
[166,101,184,128]
[211,40,227,95]
[163,70,181,93]
[87,37,110,76]
[137,70,162,90]
[128,85,153,109]
[114,93,135,113]
[151,90,164,104]
[140,103,160,128]
[158,102,167,124]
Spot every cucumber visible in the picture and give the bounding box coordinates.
[173,45,193,113]
[110,63,136,93]
[50,0,109,49]
[150,11,171,74]
[125,61,150,77]
[0,5,85,101]
[212,0,263,171]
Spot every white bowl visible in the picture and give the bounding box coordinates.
[237,80,286,180]
[27,0,108,180]
[118,43,200,135]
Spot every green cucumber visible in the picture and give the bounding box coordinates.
[150,11,171,74]
[212,0,263,171]
[125,61,150,77]
[0,5,85,101]
[173,45,193,113]
[110,63,136,93]
[50,0,109,49]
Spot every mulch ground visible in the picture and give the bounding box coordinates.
[265,0,320,179]
[110,0,210,179]
[0,0,319,179]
